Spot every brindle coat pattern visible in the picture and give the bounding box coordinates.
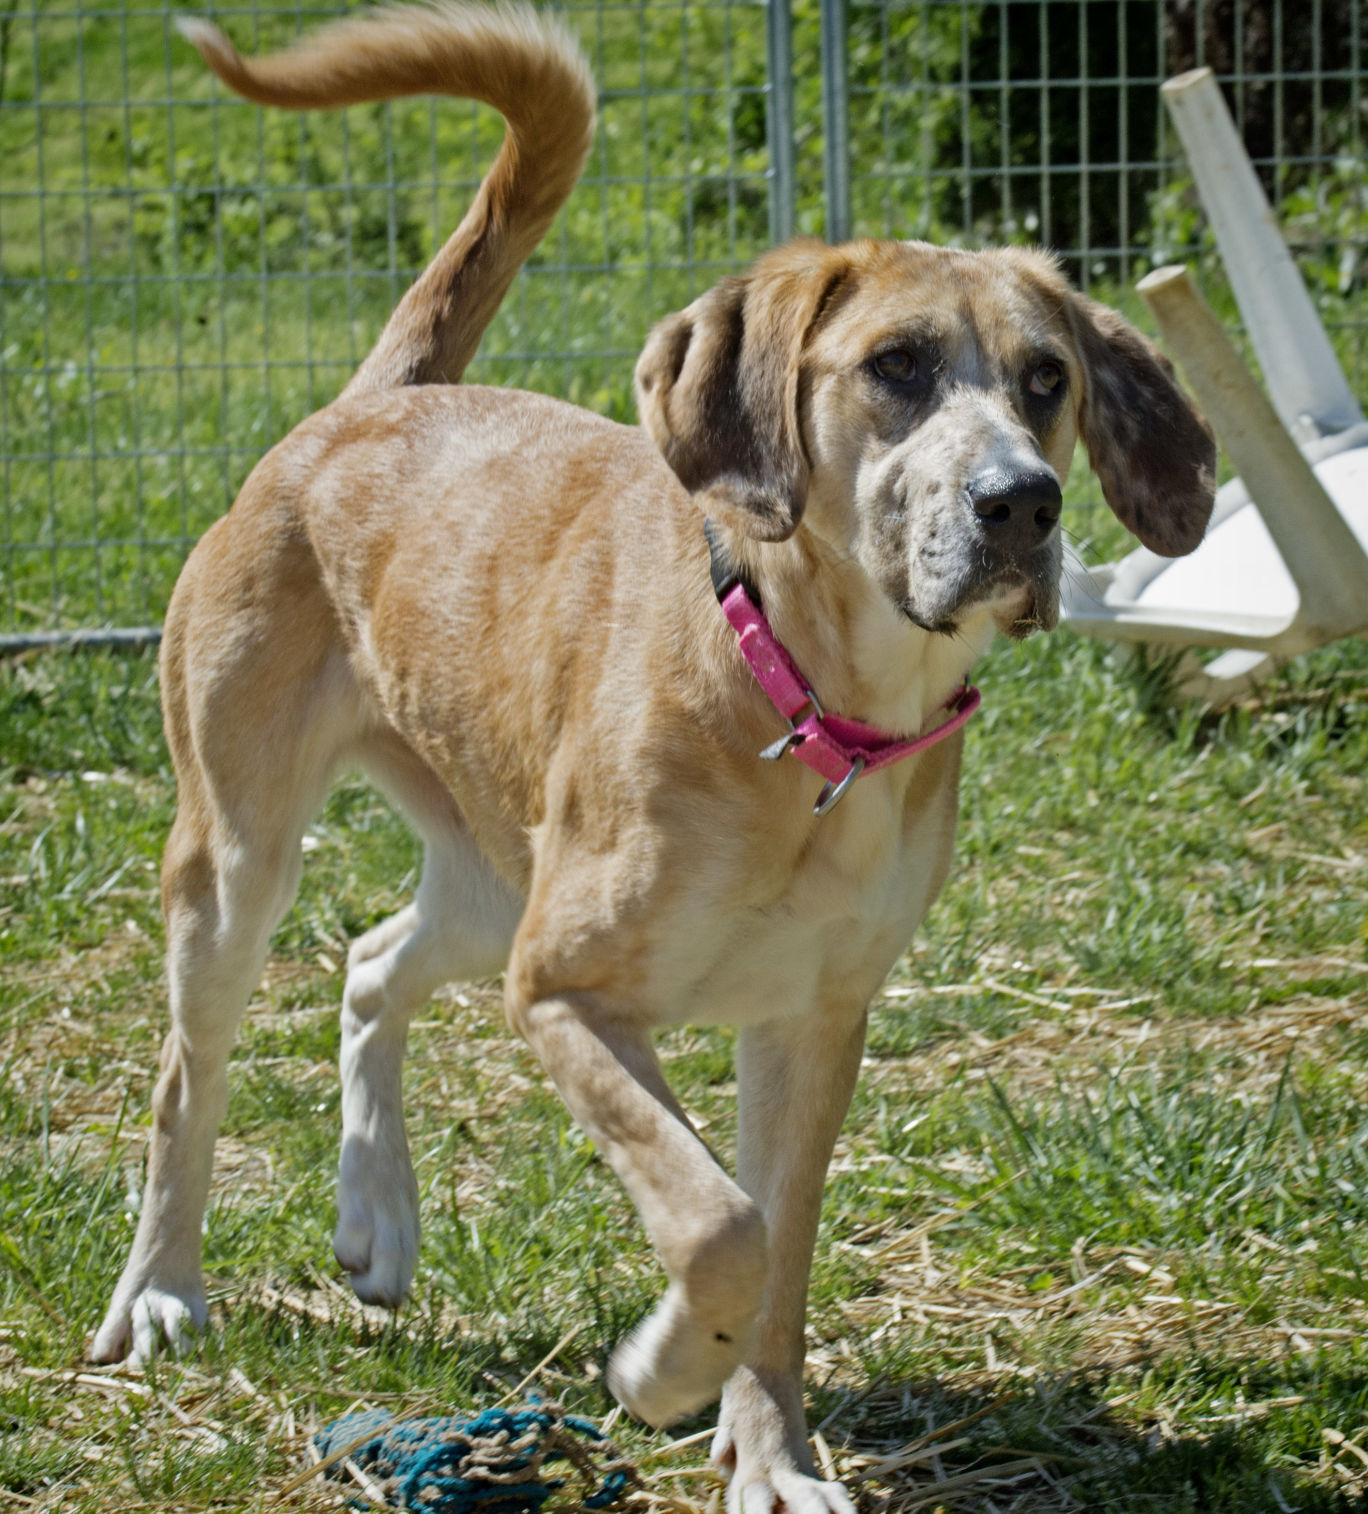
[90,8,1216,1513]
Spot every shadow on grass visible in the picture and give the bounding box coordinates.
[1119,633,1368,753]
[807,1359,1368,1513]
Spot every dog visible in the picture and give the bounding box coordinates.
[90,7,1216,1511]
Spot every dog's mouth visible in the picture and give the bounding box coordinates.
[899,602,958,637]
[995,585,1056,640]
[900,569,1059,642]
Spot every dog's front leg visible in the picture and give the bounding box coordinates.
[512,993,767,1427]
[712,1007,866,1514]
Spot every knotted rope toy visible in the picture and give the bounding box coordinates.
[313,1400,638,1513]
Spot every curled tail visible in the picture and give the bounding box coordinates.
[180,2,595,394]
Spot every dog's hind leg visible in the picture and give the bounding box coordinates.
[91,561,354,1364]
[90,768,330,1363]
[332,735,523,1305]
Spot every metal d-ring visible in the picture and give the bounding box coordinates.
[813,757,865,816]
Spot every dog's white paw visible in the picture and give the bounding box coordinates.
[712,1425,858,1514]
[90,1283,207,1366]
[728,1470,857,1514]
[606,1283,748,1428]
[333,1141,420,1306]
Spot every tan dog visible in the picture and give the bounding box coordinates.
[91,7,1216,1511]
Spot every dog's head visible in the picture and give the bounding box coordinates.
[634,239,1216,639]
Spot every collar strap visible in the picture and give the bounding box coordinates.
[705,522,980,815]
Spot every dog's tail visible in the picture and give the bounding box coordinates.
[179,2,595,395]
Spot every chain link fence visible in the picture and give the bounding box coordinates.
[1,0,1364,642]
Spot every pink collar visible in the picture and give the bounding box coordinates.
[709,536,980,815]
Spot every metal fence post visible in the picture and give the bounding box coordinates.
[765,0,797,244]
[819,0,850,243]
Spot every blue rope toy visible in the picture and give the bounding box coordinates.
[313,1400,638,1514]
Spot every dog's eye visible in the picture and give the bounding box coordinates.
[1029,361,1064,397]
[871,349,918,385]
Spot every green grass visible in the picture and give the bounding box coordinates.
[4,0,1365,634]
[0,0,776,632]
[4,2,1368,1508]
[2,631,1367,1511]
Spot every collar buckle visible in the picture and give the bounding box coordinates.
[757,689,825,761]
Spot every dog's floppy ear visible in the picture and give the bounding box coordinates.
[1068,296,1217,557]
[634,242,846,541]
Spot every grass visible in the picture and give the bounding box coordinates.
[1,0,774,632]
[4,2,1368,1509]
[2,628,1367,1512]
[4,0,1365,633]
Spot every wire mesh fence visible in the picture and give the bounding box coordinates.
[1,0,1365,640]
[838,0,1365,299]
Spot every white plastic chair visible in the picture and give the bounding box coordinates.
[1060,67,1368,705]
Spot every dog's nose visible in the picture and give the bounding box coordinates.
[966,467,1063,549]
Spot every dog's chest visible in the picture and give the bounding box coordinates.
[654,770,953,1026]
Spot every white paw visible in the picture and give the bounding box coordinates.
[606,1283,748,1428]
[712,1423,857,1514]
[333,1140,420,1306]
[90,1284,207,1366]
[728,1471,857,1514]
